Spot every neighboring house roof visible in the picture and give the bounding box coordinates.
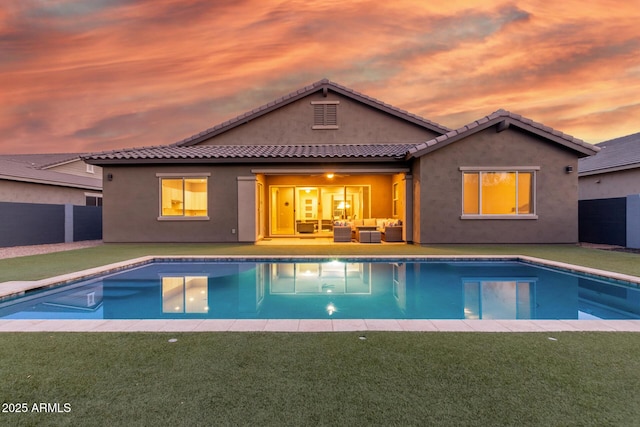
[1,153,86,169]
[175,78,451,146]
[83,143,416,164]
[0,154,102,190]
[407,109,599,159]
[578,131,640,176]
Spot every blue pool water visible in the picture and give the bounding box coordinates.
[1,260,639,320]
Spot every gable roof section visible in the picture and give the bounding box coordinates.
[0,154,102,190]
[175,78,450,146]
[407,109,599,159]
[84,143,416,164]
[578,131,640,176]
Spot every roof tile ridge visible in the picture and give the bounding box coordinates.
[318,79,450,132]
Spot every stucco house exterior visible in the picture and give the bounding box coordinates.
[578,132,640,248]
[579,132,640,200]
[0,153,103,205]
[0,153,104,247]
[84,79,598,244]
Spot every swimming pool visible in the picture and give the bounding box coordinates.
[2,258,639,321]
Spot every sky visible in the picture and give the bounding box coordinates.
[1,0,639,154]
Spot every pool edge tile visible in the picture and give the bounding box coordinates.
[192,319,236,332]
[228,319,268,331]
[264,319,300,332]
[364,319,403,331]
[298,319,333,332]
[430,320,475,332]
[332,319,368,331]
[462,319,512,332]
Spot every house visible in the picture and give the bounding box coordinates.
[578,132,640,200]
[84,79,598,244]
[578,132,640,248]
[0,153,103,205]
[0,153,104,247]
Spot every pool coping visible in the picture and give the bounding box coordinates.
[1,254,640,332]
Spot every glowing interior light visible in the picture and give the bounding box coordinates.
[326,173,334,179]
[326,303,337,316]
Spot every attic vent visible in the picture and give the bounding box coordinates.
[311,101,339,129]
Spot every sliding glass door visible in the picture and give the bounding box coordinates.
[270,185,370,236]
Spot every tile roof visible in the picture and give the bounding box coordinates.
[578,132,640,175]
[84,144,417,163]
[175,78,450,146]
[0,154,102,190]
[407,109,599,158]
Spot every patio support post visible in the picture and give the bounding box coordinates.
[403,174,413,243]
[237,176,257,242]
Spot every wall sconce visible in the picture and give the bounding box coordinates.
[107,173,114,181]
[565,166,574,174]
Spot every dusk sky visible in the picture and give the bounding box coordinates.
[1,1,639,154]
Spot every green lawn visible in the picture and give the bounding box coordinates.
[1,244,639,426]
[1,242,639,283]
[0,332,638,426]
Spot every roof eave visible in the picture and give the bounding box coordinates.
[0,174,102,191]
[407,116,599,159]
[578,163,640,177]
[84,156,410,166]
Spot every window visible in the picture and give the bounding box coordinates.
[85,194,102,206]
[159,176,208,218]
[462,168,537,218]
[311,101,339,129]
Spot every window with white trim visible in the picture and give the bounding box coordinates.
[311,101,339,129]
[159,177,208,217]
[85,193,102,206]
[462,169,536,217]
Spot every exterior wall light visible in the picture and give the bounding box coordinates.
[565,166,574,173]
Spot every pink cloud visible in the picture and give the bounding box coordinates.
[1,1,639,153]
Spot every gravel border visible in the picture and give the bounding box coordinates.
[0,240,103,260]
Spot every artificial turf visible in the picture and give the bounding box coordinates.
[1,244,639,425]
[1,332,639,426]
[1,242,640,283]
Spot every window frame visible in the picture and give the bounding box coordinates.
[460,167,539,220]
[157,173,210,221]
[84,192,103,206]
[392,182,399,217]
